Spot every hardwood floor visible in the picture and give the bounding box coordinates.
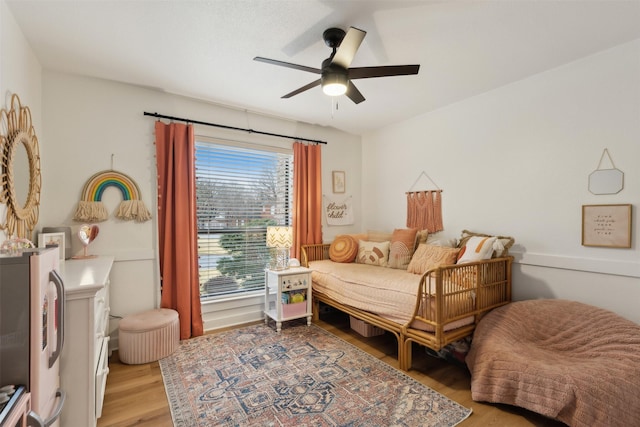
[98,311,564,427]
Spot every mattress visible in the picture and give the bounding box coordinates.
[309,260,474,331]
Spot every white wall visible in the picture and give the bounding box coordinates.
[0,0,42,242]
[2,0,362,337]
[362,39,640,324]
[5,0,637,334]
[40,71,361,335]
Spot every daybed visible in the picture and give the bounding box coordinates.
[301,229,514,371]
[466,299,640,427]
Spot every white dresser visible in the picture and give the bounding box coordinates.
[59,256,113,427]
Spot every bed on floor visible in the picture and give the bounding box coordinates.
[466,299,640,427]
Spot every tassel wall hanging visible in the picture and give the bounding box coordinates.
[406,171,444,233]
[73,169,151,222]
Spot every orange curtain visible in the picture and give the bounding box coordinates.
[292,142,323,260]
[154,121,203,339]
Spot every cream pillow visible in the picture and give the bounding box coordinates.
[413,229,429,252]
[426,232,457,248]
[457,236,497,264]
[367,230,393,242]
[356,240,390,267]
[407,244,460,275]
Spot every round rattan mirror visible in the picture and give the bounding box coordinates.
[0,94,41,239]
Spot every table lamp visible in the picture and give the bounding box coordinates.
[266,226,293,270]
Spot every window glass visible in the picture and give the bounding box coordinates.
[196,141,293,299]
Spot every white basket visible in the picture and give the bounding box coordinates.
[349,316,385,337]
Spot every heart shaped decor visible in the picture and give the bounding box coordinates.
[73,224,100,259]
[79,224,99,246]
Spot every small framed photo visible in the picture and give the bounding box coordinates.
[38,232,65,260]
[582,204,632,248]
[332,171,345,194]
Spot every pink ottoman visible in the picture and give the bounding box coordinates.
[118,308,179,364]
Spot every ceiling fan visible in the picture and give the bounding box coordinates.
[254,26,420,104]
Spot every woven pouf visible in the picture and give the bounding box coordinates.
[119,308,179,365]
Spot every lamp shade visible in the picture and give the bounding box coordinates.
[266,226,293,248]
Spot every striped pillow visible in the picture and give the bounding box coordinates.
[329,235,358,263]
[388,228,418,269]
[407,244,460,274]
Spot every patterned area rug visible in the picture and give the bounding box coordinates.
[160,322,472,426]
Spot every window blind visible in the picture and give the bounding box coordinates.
[195,141,293,299]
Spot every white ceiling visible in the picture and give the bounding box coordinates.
[6,0,640,135]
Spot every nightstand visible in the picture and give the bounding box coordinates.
[264,267,312,332]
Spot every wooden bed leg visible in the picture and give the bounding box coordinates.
[397,337,405,371]
[403,339,412,371]
[312,299,320,321]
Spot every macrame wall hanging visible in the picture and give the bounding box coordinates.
[406,171,443,233]
[73,169,151,223]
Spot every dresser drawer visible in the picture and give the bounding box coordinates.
[94,286,110,336]
[94,336,110,419]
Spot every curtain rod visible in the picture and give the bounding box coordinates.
[143,111,327,145]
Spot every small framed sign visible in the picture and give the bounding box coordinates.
[581,204,632,248]
[332,171,345,194]
[38,232,66,260]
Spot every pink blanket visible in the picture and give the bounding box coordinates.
[466,299,640,427]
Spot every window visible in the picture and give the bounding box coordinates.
[196,140,293,299]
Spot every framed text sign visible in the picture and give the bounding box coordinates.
[581,204,632,248]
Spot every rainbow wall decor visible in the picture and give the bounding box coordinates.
[73,170,151,222]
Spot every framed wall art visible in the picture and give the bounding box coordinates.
[332,171,345,194]
[581,204,632,248]
[38,232,66,260]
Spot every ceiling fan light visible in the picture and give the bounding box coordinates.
[322,72,348,96]
[323,82,347,96]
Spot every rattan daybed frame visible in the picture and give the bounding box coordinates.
[302,243,512,371]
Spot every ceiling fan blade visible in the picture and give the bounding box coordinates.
[254,57,321,74]
[346,81,365,104]
[282,79,322,99]
[331,27,366,69]
[349,65,420,79]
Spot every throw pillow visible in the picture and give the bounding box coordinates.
[329,235,358,263]
[413,229,429,252]
[426,232,457,248]
[356,240,390,267]
[367,230,393,242]
[347,233,369,242]
[457,236,497,264]
[458,229,515,257]
[388,228,419,269]
[407,244,460,275]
